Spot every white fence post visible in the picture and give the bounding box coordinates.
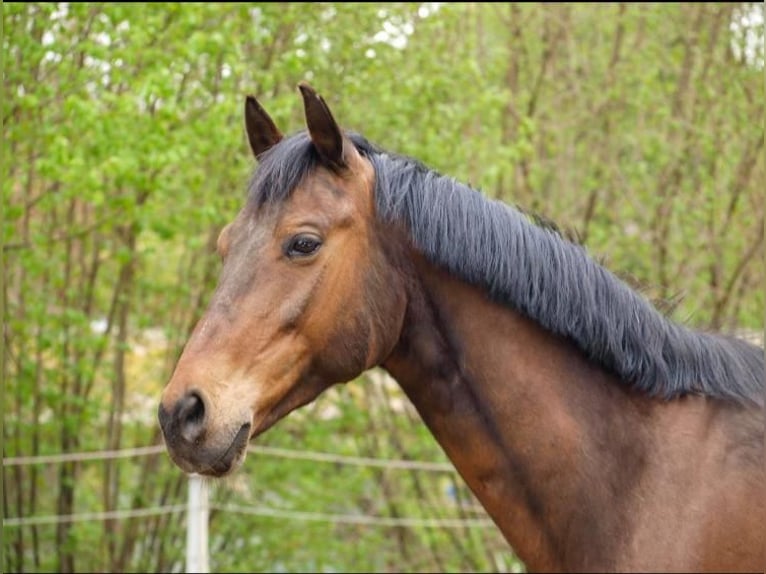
[186,474,210,573]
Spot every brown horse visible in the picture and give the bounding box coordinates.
[159,83,764,572]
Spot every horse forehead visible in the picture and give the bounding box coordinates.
[282,169,373,223]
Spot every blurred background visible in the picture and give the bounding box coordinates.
[3,2,764,572]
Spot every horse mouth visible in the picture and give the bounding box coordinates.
[198,423,252,478]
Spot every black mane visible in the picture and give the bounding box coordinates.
[248,130,764,407]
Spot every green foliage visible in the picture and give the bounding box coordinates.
[3,2,763,573]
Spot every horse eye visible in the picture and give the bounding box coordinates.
[286,234,322,258]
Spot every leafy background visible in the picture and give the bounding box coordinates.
[3,3,764,572]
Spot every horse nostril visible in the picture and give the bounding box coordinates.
[177,391,206,443]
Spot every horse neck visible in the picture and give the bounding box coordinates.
[381,255,651,571]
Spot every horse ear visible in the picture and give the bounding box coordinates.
[298,81,345,168]
[244,95,283,159]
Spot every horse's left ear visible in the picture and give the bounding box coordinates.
[298,82,346,169]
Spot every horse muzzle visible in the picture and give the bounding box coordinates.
[158,390,251,477]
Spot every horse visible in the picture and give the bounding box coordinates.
[158,83,765,572]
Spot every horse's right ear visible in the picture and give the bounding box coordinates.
[244,95,283,159]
